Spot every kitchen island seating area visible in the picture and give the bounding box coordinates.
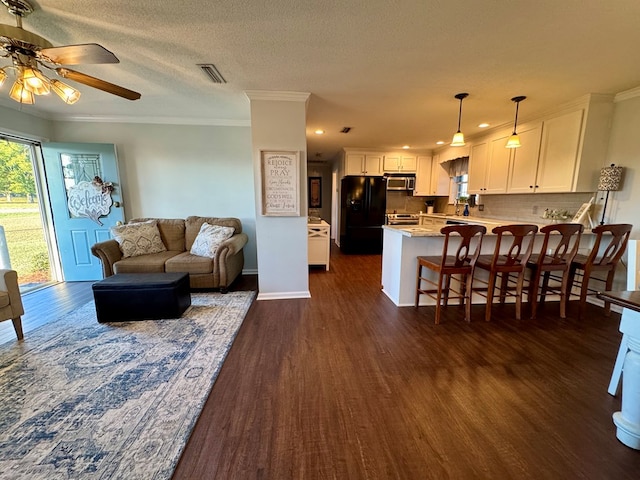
[474,224,539,322]
[407,222,633,323]
[415,224,486,324]
[567,223,633,317]
[526,223,584,320]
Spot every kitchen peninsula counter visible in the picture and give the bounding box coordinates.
[381,223,593,307]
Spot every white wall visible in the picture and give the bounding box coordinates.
[249,93,310,299]
[606,91,640,238]
[0,105,53,140]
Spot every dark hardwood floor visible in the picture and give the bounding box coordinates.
[3,248,639,478]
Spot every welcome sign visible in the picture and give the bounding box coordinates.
[67,181,113,225]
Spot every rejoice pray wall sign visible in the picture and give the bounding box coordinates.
[260,150,300,216]
[67,177,114,225]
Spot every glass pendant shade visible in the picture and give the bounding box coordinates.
[51,79,81,104]
[9,80,35,104]
[505,133,521,148]
[451,131,465,146]
[21,66,50,95]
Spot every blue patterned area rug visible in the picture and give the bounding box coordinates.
[0,291,255,480]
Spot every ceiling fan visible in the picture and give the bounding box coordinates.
[0,0,141,105]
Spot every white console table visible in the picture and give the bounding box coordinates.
[308,220,330,271]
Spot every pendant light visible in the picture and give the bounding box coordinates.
[506,96,526,148]
[450,93,468,146]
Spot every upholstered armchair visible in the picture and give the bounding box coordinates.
[0,269,24,340]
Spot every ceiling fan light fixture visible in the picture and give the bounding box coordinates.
[450,92,468,147]
[9,79,34,104]
[20,65,50,95]
[505,95,526,149]
[50,79,81,104]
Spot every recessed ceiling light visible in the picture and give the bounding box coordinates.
[436,141,445,145]
[478,123,490,128]
[314,129,325,135]
[402,145,410,149]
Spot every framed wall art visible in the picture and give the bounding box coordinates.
[260,150,300,216]
[308,176,322,208]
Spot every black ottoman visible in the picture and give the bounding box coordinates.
[92,273,191,323]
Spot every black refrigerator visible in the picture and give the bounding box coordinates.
[340,176,387,254]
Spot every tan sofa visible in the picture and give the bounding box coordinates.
[91,216,248,292]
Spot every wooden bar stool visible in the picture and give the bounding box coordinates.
[567,223,632,316]
[526,223,584,319]
[415,224,486,324]
[474,224,539,322]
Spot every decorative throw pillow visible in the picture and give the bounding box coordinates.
[190,222,235,258]
[111,220,167,258]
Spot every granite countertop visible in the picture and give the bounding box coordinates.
[385,216,589,238]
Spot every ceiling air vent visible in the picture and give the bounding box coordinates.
[341,127,351,133]
[197,64,227,84]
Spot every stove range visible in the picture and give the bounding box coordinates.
[386,213,420,225]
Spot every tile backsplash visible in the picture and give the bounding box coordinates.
[465,192,597,223]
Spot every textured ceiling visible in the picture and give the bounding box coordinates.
[1,0,640,162]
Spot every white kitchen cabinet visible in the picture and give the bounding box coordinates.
[467,132,512,195]
[486,133,512,194]
[413,155,432,196]
[465,94,613,195]
[383,154,417,172]
[344,152,383,176]
[430,155,451,196]
[468,141,488,194]
[506,124,543,193]
[308,220,330,271]
[534,109,585,193]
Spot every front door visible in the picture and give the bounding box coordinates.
[42,143,125,281]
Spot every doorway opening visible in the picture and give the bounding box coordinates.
[0,136,59,292]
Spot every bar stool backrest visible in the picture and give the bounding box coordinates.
[489,224,539,268]
[535,223,584,267]
[585,224,633,267]
[438,224,487,269]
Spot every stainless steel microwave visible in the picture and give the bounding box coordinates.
[385,175,415,191]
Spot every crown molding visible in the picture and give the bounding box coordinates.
[615,86,640,103]
[50,114,251,127]
[244,90,310,103]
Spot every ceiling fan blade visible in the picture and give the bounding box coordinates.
[41,44,119,65]
[56,68,141,101]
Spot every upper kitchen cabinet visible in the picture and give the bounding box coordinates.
[383,154,417,172]
[413,155,432,196]
[343,150,383,176]
[510,95,613,193]
[506,123,543,193]
[430,155,451,196]
[467,94,613,195]
[468,131,513,195]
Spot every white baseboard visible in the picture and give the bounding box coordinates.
[257,291,311,301]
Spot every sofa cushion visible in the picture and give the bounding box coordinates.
[185,216,242,250]
[111,220,167,258]
[113,250,181,274]
[130,218,186,252]
[190,223,235,258]
[165,252,213,274]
